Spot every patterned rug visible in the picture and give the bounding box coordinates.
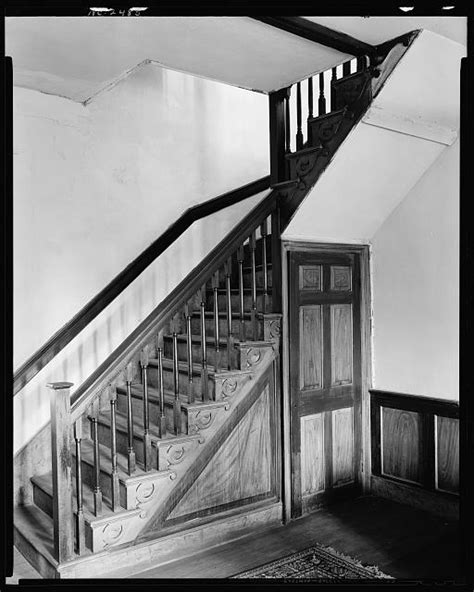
[231,543,394,580]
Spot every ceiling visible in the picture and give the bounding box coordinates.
[5,16,467,103]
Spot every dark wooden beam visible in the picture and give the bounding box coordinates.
[252,17,376,59]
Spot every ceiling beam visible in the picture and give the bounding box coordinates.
[252,17,377,59]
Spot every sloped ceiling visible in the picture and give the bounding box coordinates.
[6,16,466,103]
[5,17,350,101]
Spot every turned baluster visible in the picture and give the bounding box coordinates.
[212,271,221,371]
[184,303,194,403]
[307,77,313,144]
[224,258,234,371]
[296,81,303,150]
[156,345,167,437]
[199,286,209,400]
[318,72,326,116]
[331,67,337,111]
[285,92,291,153]
[140,348,152,471]
[125,364,136,475]
[249,232,258,340]
[237,245,245,341]
[89,415,103,516]
[73,419,85,555]
[357,55,366,71]
[261,220,269,313]
[109,390,120,511]
[172,332,182,435]
[47,382,74,562]
[343,60,351,76]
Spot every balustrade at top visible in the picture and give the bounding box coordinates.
[284,56,367,156]
[46,194,280,562]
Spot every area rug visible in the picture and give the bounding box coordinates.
[231,543,394,580]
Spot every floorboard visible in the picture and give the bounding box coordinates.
[126,496,461,580]
[9,495,461,581]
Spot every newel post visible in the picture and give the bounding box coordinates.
[47,381,75,563]
[269,87,291,185]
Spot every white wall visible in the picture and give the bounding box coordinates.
[372,140,459,400]
[13,61,269,451]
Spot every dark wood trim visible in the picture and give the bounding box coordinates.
[269,88,290,185]
[13,176,271,396]
[282,241,372,520]
[370,390,459,508]
[370,389,459,419]
[252,17,376,60]
[163,492,275,528]
[371,476,458,522]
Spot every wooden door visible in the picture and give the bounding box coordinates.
[288,249,362,517]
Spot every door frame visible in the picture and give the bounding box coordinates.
[281,240,372,523]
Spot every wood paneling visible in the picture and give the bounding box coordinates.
[169,385,272,519]
[330,266,352,291]
[330,304,353,386]
[300,414,325,495]
[436,416,459,494]
[332,407,354,487]
[371,391,459,515]
[381,407,421,485]
[299,265,322,291]
[299,306,323,390]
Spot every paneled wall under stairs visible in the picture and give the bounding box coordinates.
[370,390,459,521]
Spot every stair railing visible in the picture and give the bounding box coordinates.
[270,55,371,186]
[45,186,281,561]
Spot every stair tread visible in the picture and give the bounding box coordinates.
[149,356,220,375]
[31,470,140,522]
[189,311,261,319]
[308,107,346,123]
[115,382,226,411]
[163,333,239,346]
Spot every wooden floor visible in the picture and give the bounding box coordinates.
[8,495,461,581]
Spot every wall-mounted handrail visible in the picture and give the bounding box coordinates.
[13,175,271,396]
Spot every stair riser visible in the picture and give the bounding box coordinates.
[116,390,188,435]
[148,365,216,399]
[214,267,272,290]
[32,484,93,550]
[242,268,273,290]
[205,291,271,311]
[190,316,259,340]
[72,456,120,506]
[97,421,153,471]
[162,338,239,369]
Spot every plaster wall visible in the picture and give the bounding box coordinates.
[13,62,269,451]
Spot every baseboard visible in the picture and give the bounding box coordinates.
[16,498,282,579]
[370,475,459,521]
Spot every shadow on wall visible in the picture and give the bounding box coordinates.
[13,191,268,454]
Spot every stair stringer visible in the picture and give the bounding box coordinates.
[277,31,420,231]
[136,340,280,542]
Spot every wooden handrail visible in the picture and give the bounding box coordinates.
[13,176,271,396]
[70,188,279,421]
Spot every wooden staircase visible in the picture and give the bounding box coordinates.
[13,31,416,579]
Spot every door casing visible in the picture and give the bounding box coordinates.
[280,240,372,523]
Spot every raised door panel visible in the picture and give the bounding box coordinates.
[332,407,354,486]
[436,415,459,494]
[330,304,353,386]
[300,413,325,496]
[299,306,323,391]
[381,407,422,485]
